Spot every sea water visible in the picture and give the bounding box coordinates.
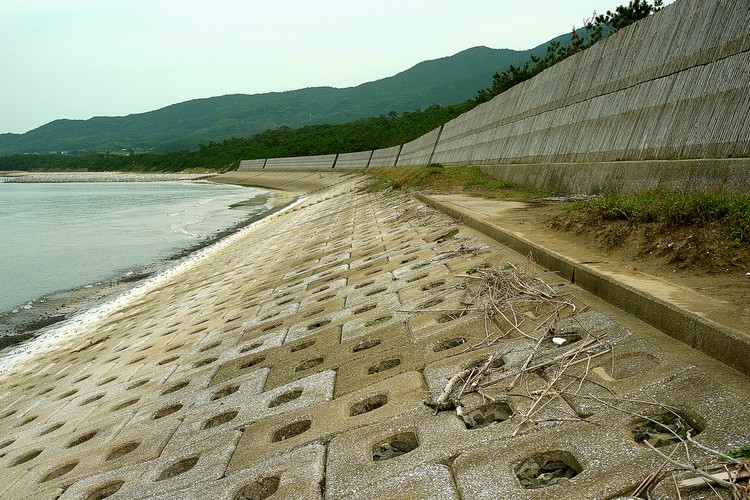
[0,178,267,314]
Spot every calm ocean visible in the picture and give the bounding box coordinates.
[0,178,267,314]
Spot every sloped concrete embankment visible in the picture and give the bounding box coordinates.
[1,174,749,499]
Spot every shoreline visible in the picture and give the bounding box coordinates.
[0,183,298,361]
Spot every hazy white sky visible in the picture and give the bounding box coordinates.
[1,0,673,134]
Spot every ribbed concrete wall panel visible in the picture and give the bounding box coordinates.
[335,151,372,170]
[265,154,337,171]
[368,145,402,168]
[238,159,266,170]
[396,127,442,167]
[431,0,750,165]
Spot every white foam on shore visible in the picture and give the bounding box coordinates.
[0,194,306,377]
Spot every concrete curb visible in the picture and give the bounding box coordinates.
[416,193,750,377]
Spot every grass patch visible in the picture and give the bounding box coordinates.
[363,165,552,200]
[560,191,750,245]
[365,316,392,328]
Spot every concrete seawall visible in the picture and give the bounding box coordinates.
[1,172,748,498]
[238,0,750,194]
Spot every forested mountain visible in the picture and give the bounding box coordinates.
[0,34,572,155]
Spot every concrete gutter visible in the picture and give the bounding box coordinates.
[416,193,750,376]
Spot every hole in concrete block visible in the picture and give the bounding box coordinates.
[462,401,513,429]
[39,423,64,436]
[161,381,190,395]
[212,384,240,401]
[272,419,312,442]
[364,316,392,328]
[194,356,218,368]
[367,358,401,375]
[153,404,183,419]
[11,448,42,466]
[303,307,325,318]
[632,412,702,448]
[289,340,315,352]
[372,432,418,461]
[261,312,280,321]
[157,356,180,366]
[307,319,331,331]
[437,313,463,324]
[352,338,381,352]
[166,343,186,353]
[67,430,98,448]
[40,462,78,482]
[87,480,125,499]
[317,293,336,302]
[463,356,506,371]
[58,389,79,400]
[106,442,140,461]
[516,450,582,489]
[277,297,295,306]
[127,379,148,390]
[112,398,140,411]
[412,261,431,270]
[546,328,583,347]
[128,355,146,365]
[354,304,377,315]
[156,456,199,481]
[268,389,303,408]
[407,273,429,283]
[365,287,388,297]
[18,415,38,426]
[239,342,263,354]
[233,476,280,500]
[203,410,239,430]
[80,394,105,406]
[433,337,466,352]
[1,409,18,419]
[0,438,15,450]
[400,257,416,265]
[364,268,384,277]
[262,321,283,332]
[419,297,444,309]
[313,286,330,294]
[199,341,221,353]
[241,356,266,370]
[354,280,375,290]
[74,374,92,383]
[350,395,388,416]
[422,280,446,291]
[295,357,324,372]
[98,376,118,387]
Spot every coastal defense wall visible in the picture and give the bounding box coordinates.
[369,145,402,168]
[240,0,750,193]
[335,150,372,170]
[265,154,338,171]
[431,0,750,166]
[238,159,266,170]
[395,126,443,167]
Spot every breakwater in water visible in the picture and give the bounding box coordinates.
[239,0,750,194]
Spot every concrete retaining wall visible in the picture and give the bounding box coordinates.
[265,154,338,171]
[238,159,266,170]
[369,146,402,168]
[432,0,750,165]
[395,126,443,167]
[240,0,749,192]
[480,158,750,194]
[334,151,372,170]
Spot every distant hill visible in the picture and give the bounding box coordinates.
[0,33,573,155]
